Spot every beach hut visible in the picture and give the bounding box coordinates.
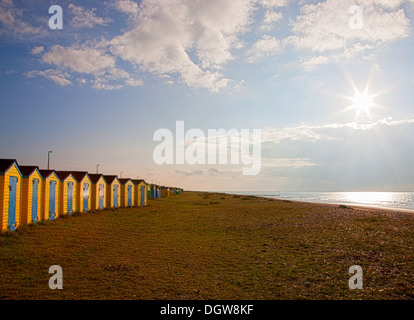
[0,159,23,232]
[19,166,43,225]
[132,179,147,206]
[161,186,170,198]
[69,172,92,213]
[38,170,61,221]
[89,174,107,210]
[103,175,121,208]
[55,171,78,215]
[152,184,161,198]
[150,184,157,198]
[119,178,134,206]
[147,183,152,199]
[170,187,176,196]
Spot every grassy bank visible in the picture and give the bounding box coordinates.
[0,191,413,300]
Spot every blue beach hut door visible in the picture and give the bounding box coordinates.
[140,186,145,206]
[127,185,132,206]
[67,182,73,215]
[114,185,118,207]
[83,183,89,212]
[98,184,104,209]
[49,181,56,220]
[32,179,39,223]
[8,176,18,231]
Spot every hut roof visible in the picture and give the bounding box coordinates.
[19,165,42,178]
[88,174,106,184]
[102,175,119,184]
[38,170,60,180]
[55,171,76,181]
[0,159,18,174]
[131,179,146,185]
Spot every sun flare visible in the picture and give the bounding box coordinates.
[351,91,374,115]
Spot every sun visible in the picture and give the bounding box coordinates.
[350,90,374,116]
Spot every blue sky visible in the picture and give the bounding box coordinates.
[1,0,414,191]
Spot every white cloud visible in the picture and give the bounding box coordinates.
[262,117,414,144]
[69,4,112,29]
[42,44,116,74]
[261,157,317,168]
[16,0,414,90]
[287,0,411,62]
[31,46,44,55]
[33,44,142,89]
[0,0,42,36]
[260,0,289,8]
[115,0,140,15]
[25,69,71,86]
[110,0,255,92]
[247,35,282,62]
[260,9,283,31]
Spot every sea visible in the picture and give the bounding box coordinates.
[224,191,414,212]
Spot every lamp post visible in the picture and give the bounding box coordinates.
[47,151,52,170]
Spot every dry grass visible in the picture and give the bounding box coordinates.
[0,191,413,300]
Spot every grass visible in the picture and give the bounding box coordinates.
[0,191,413,300]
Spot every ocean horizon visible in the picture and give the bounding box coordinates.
[220,191,414,212]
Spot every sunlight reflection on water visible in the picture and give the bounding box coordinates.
[228,191,414,211]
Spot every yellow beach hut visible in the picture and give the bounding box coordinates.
[103,175,121,208]
[38,170,61,221]
[88,174,107,210]
[69,171,92,213]
[119,178,135,207]
[161,186,170,198]
[169,187,176,196]
[132,179,147,206]
[19,166,43,225]
[55,171,78,215]
[0,159,23,232]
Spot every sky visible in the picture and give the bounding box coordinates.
[1,0,414,192]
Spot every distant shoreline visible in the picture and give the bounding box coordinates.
[212,190,414,214]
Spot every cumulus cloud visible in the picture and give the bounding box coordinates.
[42,44,116,74]
[69,4,112,29]
[0,0,43,37]
[25,69,71,86]
[115,0,140,15]
[27,44,142,90]
[31,46,44,55]
[110,0,255,92]
[247,35,282,62]
[259,9,283,31]
[15,0,414,89]
[287,0,411,68]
